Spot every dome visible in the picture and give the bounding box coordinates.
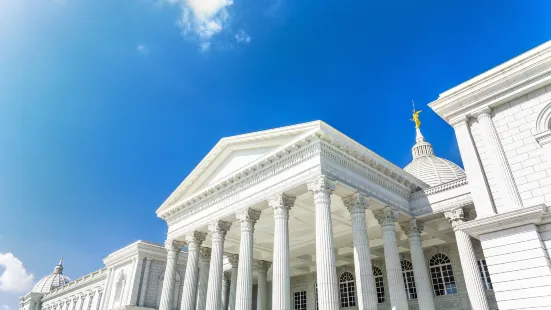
[404,128,466,187]
[32,259,70,293]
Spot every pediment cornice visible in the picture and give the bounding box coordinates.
[160,126,427,223]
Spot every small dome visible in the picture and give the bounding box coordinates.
[32,259,70,293]
[404,128,466,187]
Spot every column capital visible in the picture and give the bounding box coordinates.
[199,247,212,262]
[474,107,493,120]
[253,260,272,272]
[307,175,336,194]
[400,218,424,237]
[185,231,207,246]
[374,206,398,227]
[228,254,239,267]
[444,207,469,230]
[209,220,232,241]
[165,240,185,253]
[342,193,370,214]
[269,193,296,215]
[236,208,261,225]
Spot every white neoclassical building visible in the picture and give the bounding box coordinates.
[20,40,551,310]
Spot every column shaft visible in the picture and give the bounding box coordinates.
[343,194,378,310]
[181,232,207,310]
[196,247,212,310]
[255,261,271,310]
[477,110,523,210]
[308,177,339,310]
[138,258,152,306]
[403,220,435,310]
[159,241,183,310]
[228,255,239,310]
[205,221,232,310]
[235,209,260,310]
[445,208,490,310]
[453,120,496,217]
[269,194,296,310]
[221,272,230,310]
[375,207,408,310]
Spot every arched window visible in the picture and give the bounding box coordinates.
[373,267,385,303]
[429,253,457,296]
[339,272,356,308]
[113,273,126,307]
[401,260,417,300]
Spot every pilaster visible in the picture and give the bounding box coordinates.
[475,109,523,211]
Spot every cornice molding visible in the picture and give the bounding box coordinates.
[458,204,548,237]
[161,136,423,224]
[430,40,551,122]
[410,178,468,199]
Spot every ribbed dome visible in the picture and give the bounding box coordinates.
[404,128,466,187]
[32,259,70,293]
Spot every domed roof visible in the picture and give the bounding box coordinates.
[32,259,70,293]
[404,128,466,187]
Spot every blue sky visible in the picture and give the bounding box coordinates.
[0,0,550,307]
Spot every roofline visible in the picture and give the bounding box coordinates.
[429,40,551,123]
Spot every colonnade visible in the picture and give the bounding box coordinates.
[158,175,489,310]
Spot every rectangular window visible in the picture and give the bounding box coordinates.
[477,259,493,290]
[294,291,307,310]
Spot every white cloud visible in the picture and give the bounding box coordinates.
[235,29,250,43]
[164,0,248,49]
[3,305,11,310]
[0,253,34,293]
[136,44,149,55]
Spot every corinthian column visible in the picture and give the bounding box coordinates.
[205,221,232,310]
[221,272,230,310]
[269,193,296,310]
[445,208,489,310]
[307,176,339,310]
[228,254,239,310]
[196,247,212,310]
[401,219,435,310]
[254,260,271,310]
[235,209,261,310]
[342,193,378,310]
[374,207,408,310]
[476,109,523,211]
[181,231,207,310]
[159,240,184,310]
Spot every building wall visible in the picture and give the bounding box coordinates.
[286,244,497,310]
[469,85,551,212]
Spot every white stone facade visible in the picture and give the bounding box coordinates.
[21,40,551,310]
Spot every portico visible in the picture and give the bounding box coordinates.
[155,121,496,310]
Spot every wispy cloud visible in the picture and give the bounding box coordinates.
[3,305,11,310]
[136,44,149,55]
[0,253,34,293]
[163,0,251,50]
[235,29,250,43]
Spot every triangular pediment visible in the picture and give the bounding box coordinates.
[157,121,323,214]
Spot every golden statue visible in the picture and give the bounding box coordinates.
[411,109,422,129]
